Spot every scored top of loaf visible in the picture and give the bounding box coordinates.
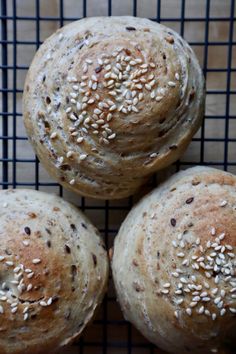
[23,17,205,199]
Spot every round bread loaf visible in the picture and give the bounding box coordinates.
[23,16,204,199]
[112,166,236,354]
[0,189,108,354]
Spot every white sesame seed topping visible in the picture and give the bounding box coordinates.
[27,272,34,279]
[27,284,33,292]
[174,310,179,318]
[22,240,30,247]
[66,151,74,159]
[32,259,41,265]
[168,81,176,87]
[211,227,216,236]
[175,290,182,295]
[11,307,18,314]
[5,261,14,266]
[47,297,53,306]
[0,305,4,314]
[145,84,152,91]
[79,154,87,161]
[0,256,5,262]
[150,153,158,158]
[175,73,180,80]
[172,272,179,278]
[163,283,171,288]
[39,301,47,307]
[186,308,192,316]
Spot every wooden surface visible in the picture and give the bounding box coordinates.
[0,1,235,353]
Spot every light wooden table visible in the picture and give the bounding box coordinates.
[0,1,235,353]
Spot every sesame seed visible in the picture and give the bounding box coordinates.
[11,307,18,314]
[39,301,48,307]
[5,261,14,266]
[85,59,93,64]
[145,84,152,91]
[27,272,34,279]
[24,313,29,321]
[108,133,116,140]
[11,302,18,308]
[168,81,176,87]
[66,151,74,158]
[205,272,211,278]
[186,308,192,316]
[220,200,227,207]
[205,309,211,316]
[182,259,189,266]
[27,284,33,292]
[175,290,182,295]
[161,289,169,294]
[109,105,117,111]
[32,258,41,265]
[70,92,77,99]
[163,283,171,288]
[172,272,179,278]
[228,253,235,258]
[47,297,53,306]
[198,306,204,314]
[176,299,184,305]
[174,310,179,318]
[190,302,198,308]
[79,154,87,161]
[150,153,158,158]
[135,84,143,90]
[211,313,217,321]
[0,305,4,314]
[172,240,178,248]
[175,73,180,80]
[221,308,227,316]
[10,280,19,285]
[77,137,84,143]
[150,91,156,99]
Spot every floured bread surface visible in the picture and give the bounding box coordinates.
[23,17,204,199]
[0,189,108,354]
[112,167,236,353]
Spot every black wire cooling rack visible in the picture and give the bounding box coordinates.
[1,1,236,353]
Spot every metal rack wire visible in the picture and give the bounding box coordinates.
[1,0,236,353]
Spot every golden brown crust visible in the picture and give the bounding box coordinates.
[0,189,108,354]
[112,167,236,354]
[23,16,205,199]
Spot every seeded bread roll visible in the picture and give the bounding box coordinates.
[112,166,236,354]
[23,16,204,200]
[0,189,108,354]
